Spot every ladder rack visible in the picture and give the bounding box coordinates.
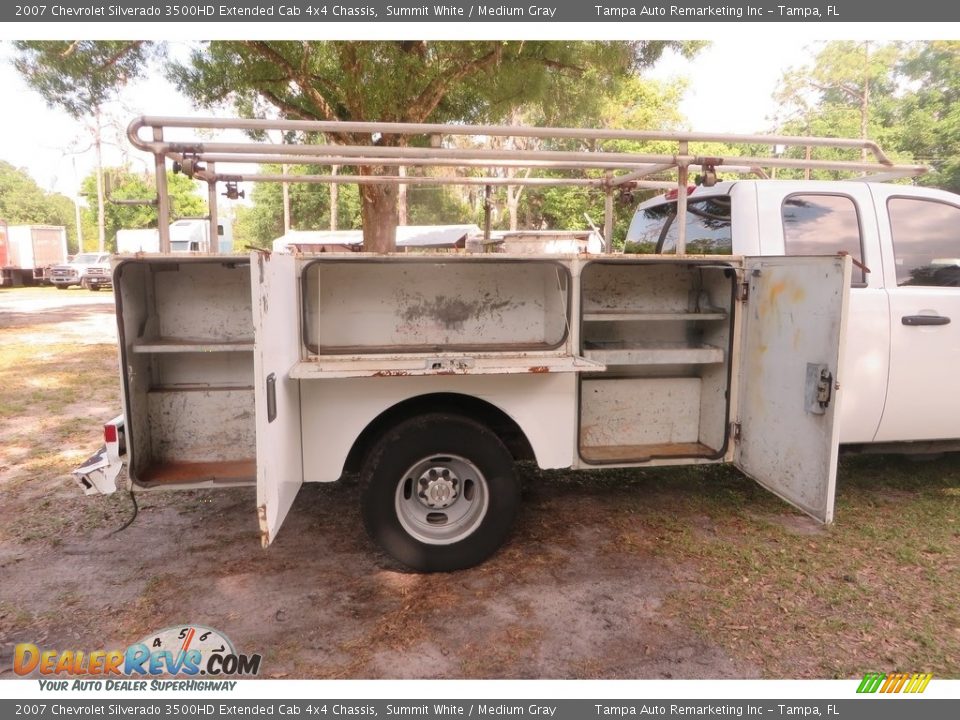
[127,115,928,254]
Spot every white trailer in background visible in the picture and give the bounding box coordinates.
[116,228,160,254]
[74,117,926,573]
[0,224,68,286]
[169,218,233,253]
[116,221,233,254]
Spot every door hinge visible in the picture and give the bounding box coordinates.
[730,422,742,442]
[738,281,750,303]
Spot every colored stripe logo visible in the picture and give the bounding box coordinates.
[857,672,932,694]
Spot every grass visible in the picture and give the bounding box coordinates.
[536,459,960,678]
[0,298,123,543]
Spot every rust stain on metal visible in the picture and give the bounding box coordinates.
[139,459,255,484]
[399,293,514,330]
[767,280,787,303]
[372,369,411,377]
[528,366,550,373]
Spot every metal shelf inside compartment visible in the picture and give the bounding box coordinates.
[582,341,725,365]
[133,338,254,353]
[581,311,727,322]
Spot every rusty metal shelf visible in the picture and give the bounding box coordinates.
[291,353,605,380]
[133,338,254,353]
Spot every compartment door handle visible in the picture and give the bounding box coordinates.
[266,373,277,423]
[902,315,950,326]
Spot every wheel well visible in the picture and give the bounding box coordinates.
[343,393,535,473]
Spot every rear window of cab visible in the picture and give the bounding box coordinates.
[624,196,732,255]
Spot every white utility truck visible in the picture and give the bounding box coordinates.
[75,117,928,572]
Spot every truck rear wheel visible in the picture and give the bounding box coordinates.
[360,413,519,572]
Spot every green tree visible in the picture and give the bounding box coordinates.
[0,161,80,252]
[78,168,205,251]
[13,41,158,251]
[167,41,699,251]
[771,41,911,179]
[897,41,960,193]
[232,165,362,248]
[481,75,691,245]
[770,41,960,191]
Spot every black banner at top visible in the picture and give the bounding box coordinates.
[5,0,960,23]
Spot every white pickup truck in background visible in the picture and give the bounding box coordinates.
[627,180,960,449]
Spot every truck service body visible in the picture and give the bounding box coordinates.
[74,117,934,571]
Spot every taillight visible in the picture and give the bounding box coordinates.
[665,185,697,201]
[104,424,118,444]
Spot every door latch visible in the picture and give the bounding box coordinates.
[816,368,833,408]
[805,363,833,414]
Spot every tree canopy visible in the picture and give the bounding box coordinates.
[897,41,960,193]
[167,40,701,250]
[0,161,79,252]
[13,41,156,119]
[13,41,159,251]
[772,41,960,191]
[11,40,705,250]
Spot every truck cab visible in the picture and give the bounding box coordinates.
[626,180,960,447]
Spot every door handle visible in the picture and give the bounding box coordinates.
[902,315,951,326]
[266,373,277,423]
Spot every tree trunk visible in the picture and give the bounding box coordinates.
[861,42,870,162]
[507,187,519,231]
[330,165,338,231]
[360,180,398,253]
[281,163,291,232]
[398,165,408,226]
[94,110,106,253]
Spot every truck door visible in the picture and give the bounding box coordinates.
[736,255,851,523]
[251,252,303,547]
[871,189,960,443]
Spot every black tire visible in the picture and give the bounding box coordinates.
[360,412,519,573]
[88,284,101,292]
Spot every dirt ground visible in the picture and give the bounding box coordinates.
[0,286,957,680]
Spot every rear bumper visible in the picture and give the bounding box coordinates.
[73,415,126,495]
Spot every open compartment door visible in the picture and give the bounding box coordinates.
[736,255,851,523]
[252,252,303,546]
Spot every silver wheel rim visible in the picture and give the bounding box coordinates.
[394,454,489,546]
